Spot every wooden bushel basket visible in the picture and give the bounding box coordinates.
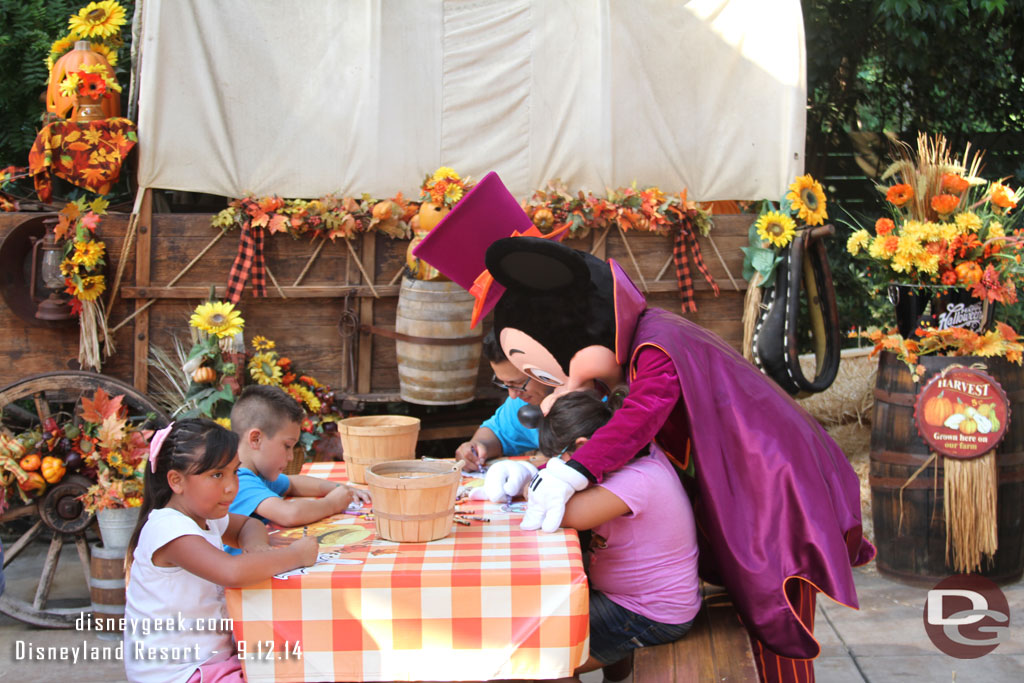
[365,460,463,542]
[338,415,420,484]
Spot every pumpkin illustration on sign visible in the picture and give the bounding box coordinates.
[915,367,1010,459]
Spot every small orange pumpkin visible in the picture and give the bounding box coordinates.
[959,418,978,435]
[955,261,983,285]
[18,453,41,472]
[416,202,450,235]
[40,456,66,484]
[532,208,555,230]
[923,393,953,426]
[46,41,120,120]
[192,366,217,384]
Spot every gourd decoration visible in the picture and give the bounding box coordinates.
[958,417,978,435]
[955,261,983,285]
[406,202,450,281]
[923,392,953,426]
[46,41,120,120]
[192,366,218,384]
[41,456,67,484]
[18,453,41,472]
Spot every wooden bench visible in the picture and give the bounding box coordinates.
[633,585,759,682]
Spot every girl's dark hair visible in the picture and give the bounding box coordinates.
[126,419,239,563]
[538,387,628,456]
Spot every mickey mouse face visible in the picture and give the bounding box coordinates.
[487,236,624,413]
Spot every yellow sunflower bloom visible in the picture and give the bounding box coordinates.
[786,175,828,226]
[47,35,75,70]
[59,74,82,98]
[444,184,464,205]
[288,384,321,413]
[432,166,460,182]
[60,259,79,278]
[251,335,275,351]
[69,1,127,40]
[755,211,796,248]
[190,301,245,339]
[89,42,118,67]
[71,240,105,269]
[107,451,123,467]
[75,275,106,301]
[846,229,871,255]
[248,354,283,386]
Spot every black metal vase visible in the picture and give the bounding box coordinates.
[888,284,993,337]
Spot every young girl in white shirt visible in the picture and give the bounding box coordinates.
[123,418,317,683]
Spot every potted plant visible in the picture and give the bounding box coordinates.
[75,388,150,549]
[845,133,1023,338]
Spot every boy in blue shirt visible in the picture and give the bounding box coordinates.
[227,386,370,550]
[455,332,551,471]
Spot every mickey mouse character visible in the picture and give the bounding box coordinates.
[413,173,874,679]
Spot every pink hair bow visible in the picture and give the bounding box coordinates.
[149,422,175,473]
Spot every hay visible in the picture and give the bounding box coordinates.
[797,349,877,427]
[944,454,998,573]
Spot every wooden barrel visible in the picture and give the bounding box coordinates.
[870,351,1024,584]
[89,543,126,635]
[395,277,482,405]
[339,415,420,484]
[365,460,462,542]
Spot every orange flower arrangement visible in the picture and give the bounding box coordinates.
[846,133,1023,302]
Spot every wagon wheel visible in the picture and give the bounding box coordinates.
[0,371,169,628]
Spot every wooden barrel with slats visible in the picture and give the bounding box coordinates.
[869,351,1024,584]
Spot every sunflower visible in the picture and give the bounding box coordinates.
[251,335,275,351]
[74,275,106,301]
[190,301,245,338]
[69,1,127,40]
[755,211,796,248]
[846,229,870,255]
[47,34,75,70]
[786,175,828,226]
[444,183,464,205]
[248,353,283,385]
[71,240,105,269]
[60,259,80,278]
[287,384,321,413]
[89,42,118,67]
[107,451,123,467]
[59,74,82,99]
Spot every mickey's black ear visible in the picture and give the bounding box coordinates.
[485,237,591,293]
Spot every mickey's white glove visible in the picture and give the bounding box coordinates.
[482,460,539,503]
[520,457,590,533]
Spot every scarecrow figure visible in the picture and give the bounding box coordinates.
[413,173,874,682]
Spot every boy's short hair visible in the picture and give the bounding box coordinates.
[482,330,508,363]
[230,385,305,438]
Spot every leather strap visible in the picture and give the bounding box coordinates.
[359,324,484,346]
[753,225,841,396]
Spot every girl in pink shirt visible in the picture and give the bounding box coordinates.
[538,390,700,680]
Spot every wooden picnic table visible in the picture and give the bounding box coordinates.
[224,461,589,682]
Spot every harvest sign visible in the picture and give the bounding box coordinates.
[915,367,1009,459]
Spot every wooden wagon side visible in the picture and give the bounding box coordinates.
[0,210,754,407]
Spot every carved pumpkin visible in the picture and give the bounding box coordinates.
[192,366,217,384]
[954,261,983,285]
[46,41,120,120]
[923,393,953,426]
[416,202,450,235]
[959,418,978,435]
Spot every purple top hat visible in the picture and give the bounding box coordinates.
[411,172,534,321]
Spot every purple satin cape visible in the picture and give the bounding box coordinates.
[632,308,875,659]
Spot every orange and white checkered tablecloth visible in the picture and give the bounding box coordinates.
[225,461,590,682]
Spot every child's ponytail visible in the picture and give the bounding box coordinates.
[126,419,239,564]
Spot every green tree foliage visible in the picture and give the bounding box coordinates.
[805,0,1024,137]
[803,0,1024,337]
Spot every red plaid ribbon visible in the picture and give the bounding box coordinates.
[225,220,266,303]
[672,213,719,312]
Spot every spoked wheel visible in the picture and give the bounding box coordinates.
[0,371,168,628]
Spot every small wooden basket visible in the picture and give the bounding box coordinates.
[365,460,463,542]
[338,415,420,484]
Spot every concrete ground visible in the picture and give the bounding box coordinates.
[1,541,1022,682]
